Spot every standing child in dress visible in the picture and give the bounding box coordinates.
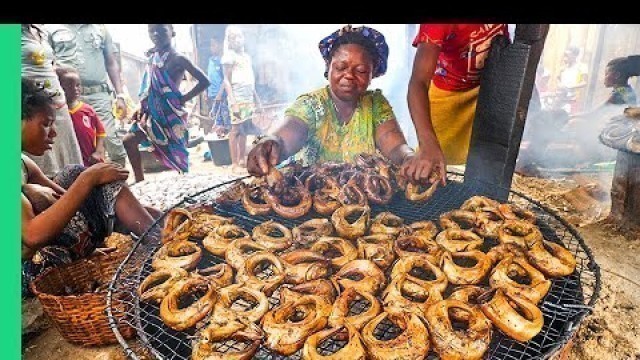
[56,65,107,167]
[123,24,210,183]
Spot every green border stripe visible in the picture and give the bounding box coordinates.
[0,24,21,360]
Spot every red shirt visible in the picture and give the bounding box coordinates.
[69,102,106,167]
[413,24,509,91]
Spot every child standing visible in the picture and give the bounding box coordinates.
[222,25,261,174]
[207,36,231,137]
[56,65,107,167]
[123,24,210,183]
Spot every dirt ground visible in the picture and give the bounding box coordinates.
[22,150,640,360]
[511,173,640,360]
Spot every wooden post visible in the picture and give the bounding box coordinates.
[609,150,640,230]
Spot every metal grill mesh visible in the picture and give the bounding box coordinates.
[107,173,600,360]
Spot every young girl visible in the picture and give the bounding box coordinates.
[604,55,640,106]
[56,65,107,167]
[21,77,156,297]
[123,24,210,183]
[568,55,640,121]
[222,25,262,174]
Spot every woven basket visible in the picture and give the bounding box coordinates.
[30,250,136,346]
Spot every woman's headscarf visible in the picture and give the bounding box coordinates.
[319,24,389,79]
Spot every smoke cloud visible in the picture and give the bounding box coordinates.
[520,104,623,172]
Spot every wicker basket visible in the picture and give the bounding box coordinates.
[30,250,136,346]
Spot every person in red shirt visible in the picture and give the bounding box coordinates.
[402,24,509,184]
[56,65,107,167]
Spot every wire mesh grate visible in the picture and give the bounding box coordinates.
[107,172,600,360]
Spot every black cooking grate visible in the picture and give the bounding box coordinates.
[107,172,600,360]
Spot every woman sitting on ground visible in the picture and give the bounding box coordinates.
[21,78,157,297]
[247,24,431,184]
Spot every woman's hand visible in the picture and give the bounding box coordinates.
[131,108,142,122]
[400,144,447,185]
[132,110,150,132]
[231,103,240,117]
[80,162,129,187]
[90,150,105,165]
[246,137,282,177]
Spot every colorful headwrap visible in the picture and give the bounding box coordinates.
[319,24,389,79]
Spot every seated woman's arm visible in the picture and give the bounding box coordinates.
[21,163,129,252]
[375,118,414,165]
[247,116,309,176]
[22,177,95,251]
[23,155,66,195]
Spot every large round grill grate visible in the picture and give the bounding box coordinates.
[107,172,600,360]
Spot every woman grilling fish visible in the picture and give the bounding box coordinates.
[246,25,433,185]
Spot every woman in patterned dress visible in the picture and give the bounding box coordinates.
[246,25,427,183]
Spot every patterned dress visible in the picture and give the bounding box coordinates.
[284,86,395,165]
[131,51,189,173]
